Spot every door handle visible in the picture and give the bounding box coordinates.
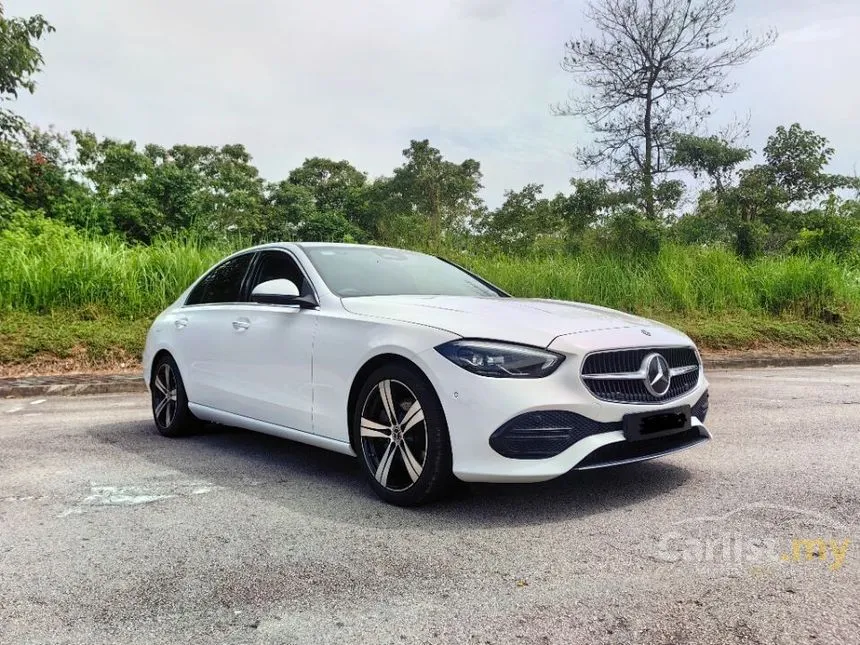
[232,319,251,331]
[174,317,188,329]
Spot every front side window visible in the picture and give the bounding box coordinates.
[249,250,310,296]
[186,253,254,305]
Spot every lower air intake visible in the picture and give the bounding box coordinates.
[490,410,621,460]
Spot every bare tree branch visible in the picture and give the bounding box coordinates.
[555,0,776,219]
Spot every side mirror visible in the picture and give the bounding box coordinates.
[251,279,316,308]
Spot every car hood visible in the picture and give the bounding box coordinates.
[340,295,686,348]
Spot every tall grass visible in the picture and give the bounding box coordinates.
[1,217,858,321]
[456,245,860,319]
[0,219,238,316]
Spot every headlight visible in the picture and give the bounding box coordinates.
[435,339,564,378]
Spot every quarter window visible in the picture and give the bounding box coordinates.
[186,253,254,305]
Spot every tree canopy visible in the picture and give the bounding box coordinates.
[0,1,857,262]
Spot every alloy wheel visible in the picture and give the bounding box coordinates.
[359,379,428,492]
[153,362,178,428]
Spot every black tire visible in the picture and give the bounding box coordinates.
[151,354,199,438]
[352,363,456,506]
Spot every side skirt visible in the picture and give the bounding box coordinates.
[188,403,357,457]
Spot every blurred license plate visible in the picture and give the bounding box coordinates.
[623,405,691,441]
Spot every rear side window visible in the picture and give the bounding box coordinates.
[249,250,310,296]
[186,253,254,305]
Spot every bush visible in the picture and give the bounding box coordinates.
[595,209,663,256]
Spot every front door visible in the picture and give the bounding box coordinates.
[222,250,317,433]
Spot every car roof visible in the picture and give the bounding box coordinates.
[294,242,416,252]
[245,241,424,254]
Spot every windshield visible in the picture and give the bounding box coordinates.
[302,246,506,298]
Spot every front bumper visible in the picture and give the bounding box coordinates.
[417,342,711,483]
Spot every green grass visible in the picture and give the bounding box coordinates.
[456,245,860,319]
[0,219,237,317]
[1,221,859,372]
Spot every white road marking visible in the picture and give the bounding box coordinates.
[5,407,23,414]
[58,481,219,517]
[29,399,46,406]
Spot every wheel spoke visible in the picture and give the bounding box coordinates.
[401,400,424,433]
[164,401,174,427]
[154,375,168,395]
[361,378,430,492]
[399,442,423,482]
[378,380,398,426]
[361,417,390,439]
[154,395,169,422]
[374,443,397,486]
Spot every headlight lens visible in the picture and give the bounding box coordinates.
[435,340,564,378]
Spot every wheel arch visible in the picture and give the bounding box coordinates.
[150,349,175,381]
[346,352,440,454]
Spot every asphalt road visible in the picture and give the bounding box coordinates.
[1,366,859,645]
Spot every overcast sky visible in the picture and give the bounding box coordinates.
[7,0,859,205]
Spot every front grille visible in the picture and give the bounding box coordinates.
[490,411,621,459]
[581,346,700,404]
[582,347,698,375]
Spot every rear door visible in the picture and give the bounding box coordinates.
[220,249,317,432]
[175,251,256,411]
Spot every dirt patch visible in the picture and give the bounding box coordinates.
[703,345,860,368]
[0,350,141,378]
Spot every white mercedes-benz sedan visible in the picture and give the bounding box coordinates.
[143,243,711,505]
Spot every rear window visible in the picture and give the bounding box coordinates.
[186,253,254,305]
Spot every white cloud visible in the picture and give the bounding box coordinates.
[6,0,859,205]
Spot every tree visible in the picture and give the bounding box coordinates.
[0,3,54,138]
[297,211,365,243]
[263,181,316,240]
[671,133,751,196]
[555,0,775,220]
[728,124,858,225]
[552,178,614,247]
[760,124,858,204]
[285,157,378,238]
[385,140,483,247]
[479,184,561,252]
[288,157,366,214]
[71,133,269,242]
[672,124,860,257]
[0,125,73,212]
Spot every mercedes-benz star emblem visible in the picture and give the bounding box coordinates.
[642,352,671,397]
